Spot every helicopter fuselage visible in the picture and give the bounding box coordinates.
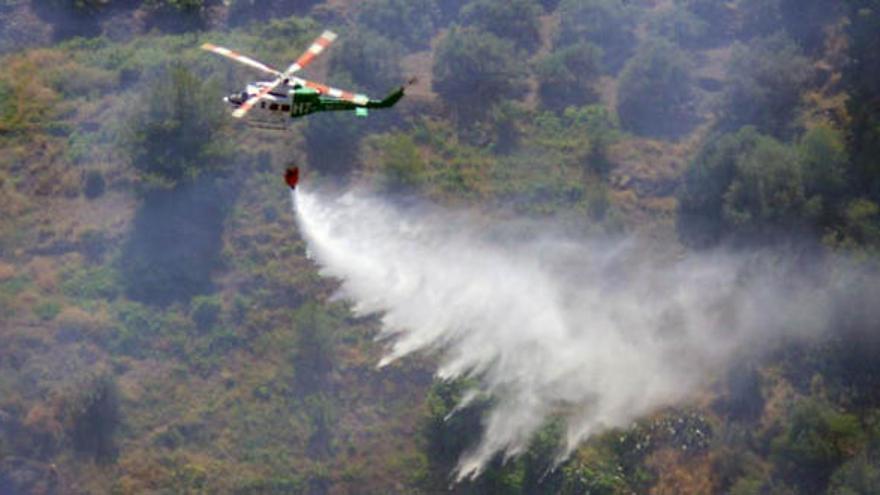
[225,82,323,118]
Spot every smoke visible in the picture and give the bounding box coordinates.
[291,186,855,480]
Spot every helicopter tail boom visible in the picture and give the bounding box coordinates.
[367,86,406,109]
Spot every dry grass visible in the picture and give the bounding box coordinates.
[22,402,64,444]
[0,261,15,281]
[27,256,58,292]
[55,305,112,338]
[758,366,799,434]
[14,288,40,310]
[646,448,716,495]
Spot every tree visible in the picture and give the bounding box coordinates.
[778,0,840,53]
[842,1,880,199]
[535,42,602,112]
[356,0,439,51]
[648,6,711,49]
[722,135,811,236]
[122,64,234,306]
[675,0,733,38]
[770,398,866,491]
[461,0,543,52]
[678,127,763,247]
[435,0,469,26]
[328,29,404,96]
[735,0,784,39]
[557,0,636,72]
[424,379,485,468]
[127,64,229,189]
[827,454,880,494]
[143,0,209,32]
[719,34,812,138]
[799,125,850,226]
[680,124,863,248]
[432,27,526,119]
[522,419,565,493]
[837,199,880,247]
[365,133,427,192]
[227,0,322,26]
[191,294,221,331]
[617,38,694,137]
[564,104,618,174]
[30,0,105,39]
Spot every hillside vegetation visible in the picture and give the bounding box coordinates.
[0,0,879,493]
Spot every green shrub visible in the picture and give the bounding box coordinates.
[720,34,812,138]
[560,454,628,495]
[461,0,543,52]
[648,6,711,48]
[126,64,229,189]
[190,294,221,331]
[617,38,693,137]
[770,398,866,490]
[110,301,165,356]
[328,29,404,95]
[722,134,810,231]
[828,454,880,495]
[356,0,439,51]
[366,133,427,192]
[557,0,636,72]
[82,169,105,199]
[424,378,485,467]
[62,265,119,300]
[143,0,208,32]
[432,27,527,119]
[33,300,62,321]
[535,42,603,112]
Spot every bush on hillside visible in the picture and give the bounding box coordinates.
[127,64,229,189]
[461,0,543,52]
[356,0,438,51]
[328,29,404,96]
[617,38,694,137]
[432,27,526,119]
[719,34,812,139]
[535,42,602,112]
[557,0,636,72]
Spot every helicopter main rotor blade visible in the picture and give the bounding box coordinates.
[290,76,369,106]
[283,30,337,75]
[232,78,283,119]
[201,43,282,78]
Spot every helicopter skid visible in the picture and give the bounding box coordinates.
[245,119,290,131]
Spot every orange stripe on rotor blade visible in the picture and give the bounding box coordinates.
[296,51,316,69]
[287,31,337,74]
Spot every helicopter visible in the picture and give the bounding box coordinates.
[201,30,411,128]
